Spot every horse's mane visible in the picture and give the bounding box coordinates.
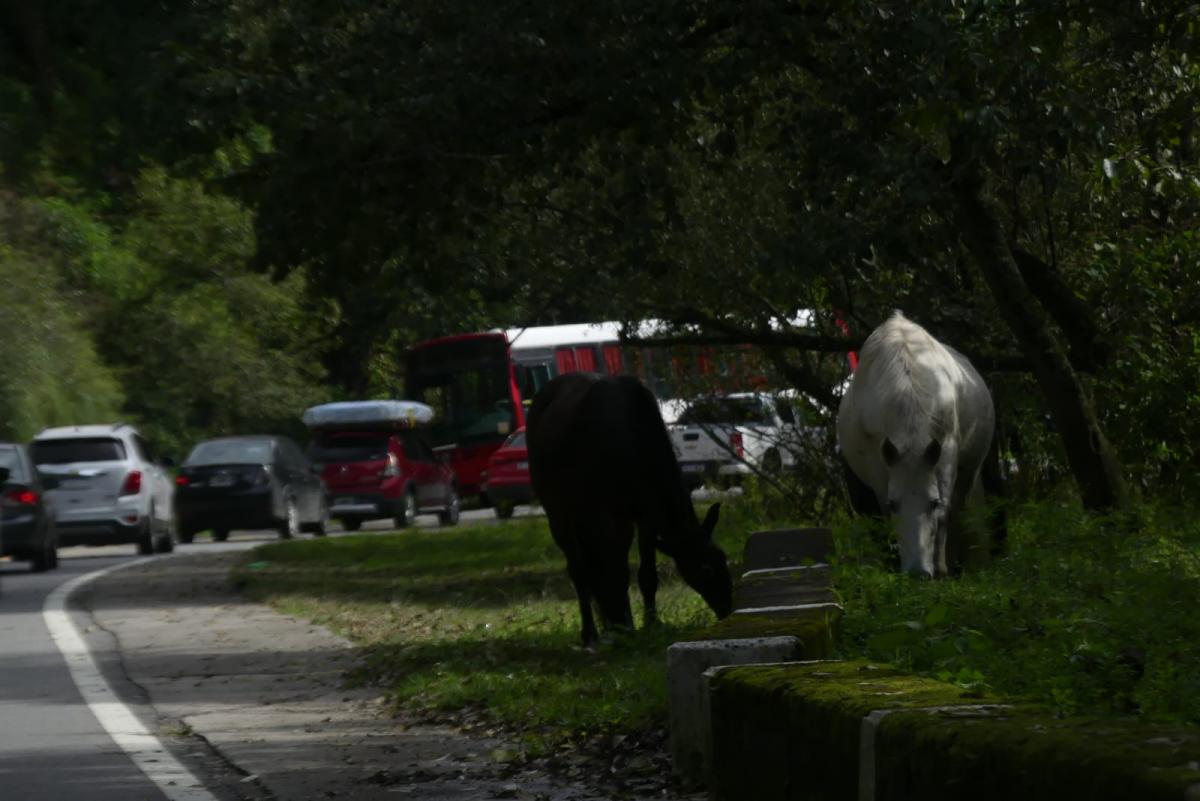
[855,311,965,447]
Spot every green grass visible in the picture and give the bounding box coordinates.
[231,499,804,749]
[233,488,1200,747]
[833,500,1200,724]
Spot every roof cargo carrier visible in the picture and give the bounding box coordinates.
[301,400,435,431]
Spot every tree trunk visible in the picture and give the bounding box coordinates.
[951,168,1128,511]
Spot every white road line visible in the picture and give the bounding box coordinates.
[44,558,220,801]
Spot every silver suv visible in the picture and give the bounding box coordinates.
[31,424,176,554]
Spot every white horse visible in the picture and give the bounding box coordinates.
[837,312,996,578]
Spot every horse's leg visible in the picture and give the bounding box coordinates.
[980,428,1009,557]
[635,521,658,628]
[592,520,634,633]
[547,507,599,648]
[567,553,600,648]
[944,469,985,576]
[841,453,882,516]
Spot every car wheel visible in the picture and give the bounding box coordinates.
[395,489,418,529]
[137,518,155,555]
[278,496,299,539]
[30,531,54,573]
[494,501,515,520]
[302,496,329,537]
[438,486,461,527]
[155,515,175,553]
[213,529,230,542]
[340,518,361,532]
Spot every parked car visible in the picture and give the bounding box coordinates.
[482,427,531,519]
[0,443,58,571]
[175,436,328,542]
[670,392,821,488]
[31,424,176,555]
[303,400,461,531]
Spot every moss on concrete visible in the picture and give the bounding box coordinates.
[876,707,1200,801]
[680,606,840,659]
[706,659,1200,801]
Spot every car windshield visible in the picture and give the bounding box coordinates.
[307,434,391,463]
[186,439,274,466]
[32,438,127,465]
[504,430,526,448]
[678,397,773,426]
[0,446,26,481]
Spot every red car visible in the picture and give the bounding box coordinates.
[303,401,460,530]
[482,428,532,519]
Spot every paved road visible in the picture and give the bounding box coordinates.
[0,505,538,800]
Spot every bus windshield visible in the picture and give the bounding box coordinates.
[406,336,518,447]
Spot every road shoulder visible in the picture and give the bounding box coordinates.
[75,551,606,801]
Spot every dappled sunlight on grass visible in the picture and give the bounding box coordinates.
[233,516,735,747]
[834,499,1200,722]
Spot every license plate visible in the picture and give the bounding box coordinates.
[681,463,704,473]
[332,496,356,507]
[210,474,235,488]
[516,461,529,471]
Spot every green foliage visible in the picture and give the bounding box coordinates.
[0,244,123,439]
[836,500,1200,722]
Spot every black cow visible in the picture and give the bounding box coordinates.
[527,372,733,648]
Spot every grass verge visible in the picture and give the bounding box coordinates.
[230,498,800,750]
[833,499,1200,723]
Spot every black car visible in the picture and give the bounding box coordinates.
[174,436,328,542]
[0,443,59,571]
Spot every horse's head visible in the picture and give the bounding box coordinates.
[674,503,734,618]
[882,437,949,579]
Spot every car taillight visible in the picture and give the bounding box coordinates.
[175,475,190,486]
[381,453,400,478]
[4,488,37,506]
[120,470,143,496]
[729,431,745,459]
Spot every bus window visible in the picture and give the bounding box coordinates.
[602,344,624,375]
[555,347,577,374]
[575,346,598,372]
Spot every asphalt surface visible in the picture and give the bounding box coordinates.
[0,506,687,800]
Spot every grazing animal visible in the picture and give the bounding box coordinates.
[837,312,997,578]
[527,372,733,648]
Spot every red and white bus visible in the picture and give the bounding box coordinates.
[404,323,647,499]
[404,319,850,502]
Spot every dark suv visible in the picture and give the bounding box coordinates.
[308,428,460,531]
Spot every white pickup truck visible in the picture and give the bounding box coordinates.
[669,392,818,487]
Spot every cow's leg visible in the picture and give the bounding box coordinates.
[635,522,658,628]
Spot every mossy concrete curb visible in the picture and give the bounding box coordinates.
[706,660,1200,801]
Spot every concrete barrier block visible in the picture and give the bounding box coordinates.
[706,660,1200,801]
[743,528,834,570]
[667,636,804,788]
